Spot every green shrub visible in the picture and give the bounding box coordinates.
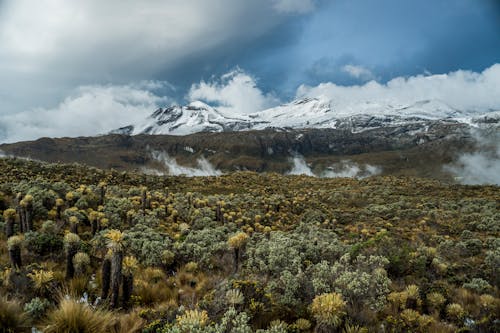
[25,231,63,257]
[24,297,50,321]
[125,223,172,267]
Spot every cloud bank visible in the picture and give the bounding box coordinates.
[298,64,500,113]
[188,69,280,115]
[448,150,500,185]
[0,83,168,143]
[2,64,500,143]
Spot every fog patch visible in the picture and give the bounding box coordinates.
[150,150,222,177]
[287,155,315,176]
[287,155,381,178]
[0,150,34,161]
[322,160,381,179]
[445,137,500,185]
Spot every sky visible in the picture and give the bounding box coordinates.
[0,0,499,142]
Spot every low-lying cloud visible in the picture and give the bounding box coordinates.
[0,83,168,143]
[445,133,500,185]
[322,160,381,178]
[149,151,222,177]
[287,156,316,176]
[287,155,380,179]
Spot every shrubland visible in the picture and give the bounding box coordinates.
[0,157,498,332]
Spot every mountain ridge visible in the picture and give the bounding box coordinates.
[111,97,500,136]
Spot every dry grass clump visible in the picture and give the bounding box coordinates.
[0,296,29,332]
[109,310,145,333]
[43,297,114,333]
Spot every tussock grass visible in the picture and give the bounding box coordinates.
[43,298,114,333]
[0,296,29,332]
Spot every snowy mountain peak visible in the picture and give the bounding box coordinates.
[111,97,499,136]
[186,100,214,110]
[111,101,254,136]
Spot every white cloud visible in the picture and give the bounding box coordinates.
[150,150,222,177]
[298,64,500,113]
[322,160,381,178]
[341,64,375,81]
[287,155,315,176]
[287,155,381,178]
[0,83,168,143]
[445,133,500,185]
[188,69,280,115]
[272,0,315,14]
[447,150,500,185]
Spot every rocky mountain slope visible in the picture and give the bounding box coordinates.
[0,122,489,181]
[1,97,498,182]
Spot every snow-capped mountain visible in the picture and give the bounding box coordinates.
[112,101,255,135]
[111,97,499,136]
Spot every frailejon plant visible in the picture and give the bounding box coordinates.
[311,292,346,331]
[228,232,249,273]
[105,229,125,308]
[69,216,79,234]
[101,250,112,301]
[64,233,81,280]
[7,235,23,269]
[73,252,90,275]
[3,208,16,238]
[21,194,34,232]
[122,255,138,309]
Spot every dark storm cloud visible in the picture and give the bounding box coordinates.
[0,0,305,113]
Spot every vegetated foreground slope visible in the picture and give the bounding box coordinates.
[0,157,498,332]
